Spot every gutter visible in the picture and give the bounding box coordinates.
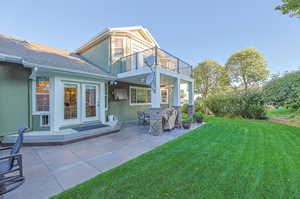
[0,52,116,81]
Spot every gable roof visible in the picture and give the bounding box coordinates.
[0,35,114,79]
[76,26,159,54]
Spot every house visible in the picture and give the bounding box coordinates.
[0,26,194,138]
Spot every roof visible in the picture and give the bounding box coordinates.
[0,35,114,79]
[76,26,159,53]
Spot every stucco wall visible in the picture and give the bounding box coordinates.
[107,82,171,122]
[82,38,111,70]
[0,62,30,136]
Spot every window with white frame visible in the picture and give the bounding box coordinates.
[40,114,49,127]
[112,37,125,61]
[130,87,151,105]
[33,77,50,114]
[160,89,168,104]
[105,83,108,110]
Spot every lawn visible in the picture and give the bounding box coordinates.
[51,117,300,199]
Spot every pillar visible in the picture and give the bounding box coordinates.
[149,70,163,136]
[188,81,195,117]
[172,78,182,128]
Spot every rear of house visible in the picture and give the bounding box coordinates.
[0,26,194,137]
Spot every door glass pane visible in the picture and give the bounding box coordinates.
[64,84,77,120]
[85,85,96,118]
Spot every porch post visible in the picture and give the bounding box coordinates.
[149,70,163,136]
[188,81,195,117]
[172,78,182,128]
[99,82,106,123]
[50,75,60,132]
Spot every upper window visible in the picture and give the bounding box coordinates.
[160,89,168,104]
[112,37,125,61]
[34,77,50,113]
[130,87,151,105]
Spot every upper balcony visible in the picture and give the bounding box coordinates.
[111,47,193,78]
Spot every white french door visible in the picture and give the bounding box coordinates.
[63,82,81,124]
[82,84,99,122]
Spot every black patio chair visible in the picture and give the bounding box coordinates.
[0,125,28,195]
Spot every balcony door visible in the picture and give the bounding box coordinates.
[82,84,99,122]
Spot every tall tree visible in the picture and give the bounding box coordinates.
[226,48,269,92]
[194,59,229,100]
[276,0,300,17]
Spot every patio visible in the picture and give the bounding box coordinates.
[4,122,203,199]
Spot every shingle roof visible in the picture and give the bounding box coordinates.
[0,35,114,78]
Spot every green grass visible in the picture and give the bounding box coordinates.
[267,107,300,127]
[51,117,300,199]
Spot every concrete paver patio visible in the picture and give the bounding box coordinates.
[4,122,202,199]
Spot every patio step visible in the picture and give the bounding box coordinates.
[2,123,121,146]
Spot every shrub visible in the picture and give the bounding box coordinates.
[204,90,266,119]
[181,104,188,114]
[182,112,188,120]
[194,112,204,119]
[263,70,300,109]
[204,93,242,117]
[182,116,193,122]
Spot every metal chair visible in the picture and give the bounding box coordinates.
[0,126,28,195]
[137,111,144,125]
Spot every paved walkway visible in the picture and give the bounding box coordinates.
[5,123,202,199]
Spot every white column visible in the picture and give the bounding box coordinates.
[151,70,161,108]
[50,75,60,132]
[173,78,181,106]
[99,82,106,123]
[188,81,194,105]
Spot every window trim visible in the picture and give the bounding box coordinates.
[160,89,169,104]
[129,86,151,106]
[32,77,50,115]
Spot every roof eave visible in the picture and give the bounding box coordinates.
[0,52,116,80]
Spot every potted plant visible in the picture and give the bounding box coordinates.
[194,112,204,123]
[182,116,193,129]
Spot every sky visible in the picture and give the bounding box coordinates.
[1,0,299,74]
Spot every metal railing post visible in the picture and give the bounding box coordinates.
[155,46,158,66]
[135,52,138,70]
[177,58,180,73]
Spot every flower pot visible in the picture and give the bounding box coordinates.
[182,121,192,129]
[195,117,203,123]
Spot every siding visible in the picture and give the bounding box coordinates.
[81,38,111,71]
[0,62,30,136]
[107,82,171,122]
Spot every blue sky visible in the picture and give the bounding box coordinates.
[1,0,299,73]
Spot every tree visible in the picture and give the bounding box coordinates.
[276,0,300,18]
[226,48,269,92]
[193,59,229,100]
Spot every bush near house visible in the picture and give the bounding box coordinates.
[204,90,266,119]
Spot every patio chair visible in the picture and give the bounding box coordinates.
[0,125,28,195]
[137,111,145,125]
[137,111,150,125]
